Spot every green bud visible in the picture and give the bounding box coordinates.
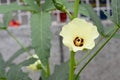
[37,64,42,69]
[54,2,66,12]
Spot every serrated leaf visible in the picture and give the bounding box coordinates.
[48,62,69,80]
[7,65,31,80]
[3,12,13,27]
[111,0,120,25]
[31,12,51,66]
[5,46,33,66]
[83,4,105,36]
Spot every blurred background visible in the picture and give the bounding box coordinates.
[0,0,120,80]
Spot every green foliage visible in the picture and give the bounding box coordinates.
[0,0,119,80]
[0,54,5,78]
[83,4,105,36]
[18,57,37,67]
[48,62,69,80]
[0,12,13,30]
[61,2,89,17]
[0,77,7,80]
[31,12,51,66]
[0,22,5,30]
[113,33,120,38]
[111,0,120,26]
[0,2,39,14]
[43,1,89,17]
[23,0,40,12]
[0,2,23,13]
[0,46,36,80]
[42,0,55,11]
[6,58,37,80]
[3,12,13,28]
[5,46,33,66]
[23,0,35,6]
[42,0,67,11]
[6,65,31,80]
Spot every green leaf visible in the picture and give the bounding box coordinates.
[65,3,89,17]
[113,33,120,38]
[111,0,120,25]
[23,0,35,5]
[31,12,51,66]
[0,23,5,30]
[103,10,113,22]
[48,62,69,80]
[42,0,67,11]
[40,70,48,80]
[104,25,120,39]
[0,2,22,13]
[0,2,39,13]
[18,58,37,67]
[7,65,31,80]
[83,4,105,36]
[23,0,40,12]
[5,46,33,66]
[0,77,7,80]
[43,0,89,17]
[0,53,5,78]
[42,0,55,11]
[3,12,13,27]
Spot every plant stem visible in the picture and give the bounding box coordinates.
[65,10,73,20]
[46,62,50,77]
[77,37,103,65]
[75,27,119,79]
[6,29,48,74]
[73,0,80,18]
[6,29,32,56]
[69,51,75,80]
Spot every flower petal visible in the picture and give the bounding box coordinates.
[60,18,99,52]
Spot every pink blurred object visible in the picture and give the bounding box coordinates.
[9,20,21,28]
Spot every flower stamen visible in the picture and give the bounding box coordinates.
[73,37,84,47]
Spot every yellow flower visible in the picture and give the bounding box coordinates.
[27,54,41,71]
[60,18,99,52]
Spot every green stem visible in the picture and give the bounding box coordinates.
[69,51,76,80]
[77,37,103,65]
[46,62,50,77]
[73,0,80,18]
[6,30,32,56]
[75,27,119,79]
[6,29,48,74]
[65,10,73,20]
